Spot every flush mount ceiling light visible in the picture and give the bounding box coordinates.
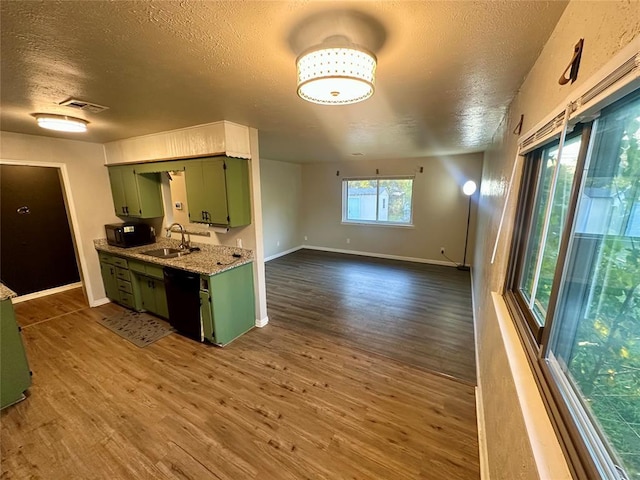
[296,36,377,105]
[33,114,88,133]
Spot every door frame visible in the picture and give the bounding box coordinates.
[0,159,89,302]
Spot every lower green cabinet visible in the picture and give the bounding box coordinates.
[129,259,168,319]
[200,262,255,345]
[137,275,168,319]
[99,252,140,310]
[98,250,256,346]
[100,261,120,301]
[1,299,31,409]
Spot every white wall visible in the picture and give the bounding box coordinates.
[300,154,483,264]
[0,131,118,306]
[260,159,302,260]
[473,1,640,478]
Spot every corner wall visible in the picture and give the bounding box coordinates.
[473,2,640,478]
[260,159,303,260]
[300,154,483,264]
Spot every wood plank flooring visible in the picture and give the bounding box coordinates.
[1,281,480,479]
[13,287,88,328]
[266,250,476,384]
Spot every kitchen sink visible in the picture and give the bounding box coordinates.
[141,247,189,259]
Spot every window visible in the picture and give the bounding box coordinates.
[507,92,640,479]
[342,177,414,225]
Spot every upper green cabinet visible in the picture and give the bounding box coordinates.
[184,157,251,227]
[108,165,164,218]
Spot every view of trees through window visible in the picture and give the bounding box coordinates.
[549,100,640,476]
[520,136,582,325]
[343,178,413,224]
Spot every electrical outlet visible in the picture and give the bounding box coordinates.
[346,238,351,244]
[440,247,445,255]
[276,240,280,247]
[304,235,308,241]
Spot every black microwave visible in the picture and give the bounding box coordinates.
[105,223,155,248]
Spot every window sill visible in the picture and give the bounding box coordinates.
[489,292,572,479]
[341,221,415,229]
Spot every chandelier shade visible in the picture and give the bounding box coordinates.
[34,114,88,133]
[296,44,376,105]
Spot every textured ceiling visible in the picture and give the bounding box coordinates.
[0,1,568,163]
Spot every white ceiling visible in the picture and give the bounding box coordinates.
[0,1,567,163]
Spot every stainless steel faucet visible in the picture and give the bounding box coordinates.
[166,223,190,250]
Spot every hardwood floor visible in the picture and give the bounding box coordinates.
[13,287,88,328]
[1,280,480,479]
[266,249,476,384]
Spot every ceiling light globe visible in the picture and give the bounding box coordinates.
[296,46,376,105]
[462,180,477,196]
[35,114,88,133]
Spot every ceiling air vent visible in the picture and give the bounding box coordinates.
[59,98,109,114]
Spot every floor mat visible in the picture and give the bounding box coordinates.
[97,310,173,347]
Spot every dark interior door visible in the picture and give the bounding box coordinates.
[0,165,80,295]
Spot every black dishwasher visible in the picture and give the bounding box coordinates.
[163,267,201,341]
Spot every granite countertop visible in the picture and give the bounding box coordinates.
[0,283,17,302]
[94,238,254,276]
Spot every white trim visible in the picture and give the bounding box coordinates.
[471,267,489,479]
[491,152,521,265]
[491,292,572,480]
[255,316,269,328]
[340,221,415,229]
[475,386,490,480]
[264,246,303,262]
[518,38,639,153]
[0,159,95,306]
[302,245,457,267]
[12,282,83,304]
[248,129,268,327]
[91,297,112,307]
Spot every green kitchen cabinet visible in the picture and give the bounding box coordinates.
[107,165,164,218]
[99,260,120,301]
[184,157,251,227]
[98,252,141,310]
[137,275,168,319]
[201,262,255,345]
[1,299,31,409]
[129,260,168,319]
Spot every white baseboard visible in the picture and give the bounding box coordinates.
[301,245,458,267]
[90,297,112,308]
[264,246,303,262]
[476,385,490,479]
[12,282,83,304]
[255,316,269,328]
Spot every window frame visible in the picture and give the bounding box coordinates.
[505,98,639,479]
[341,176,415,227]
[507,126,592,345]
